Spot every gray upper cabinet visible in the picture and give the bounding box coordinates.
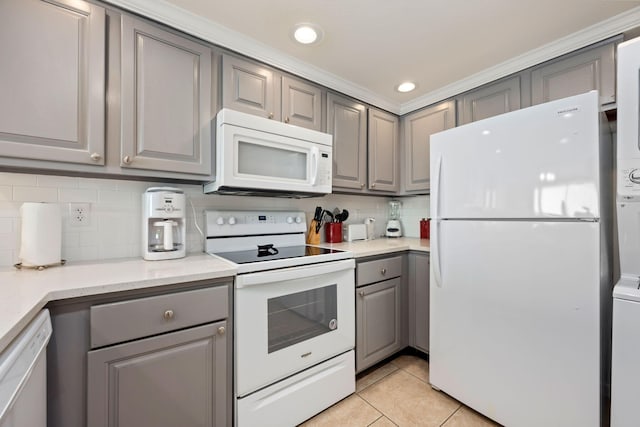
[222,54,323,131]
[0,0,105,165]
[531,40,617,107]
[408,252,430,354]
[119,15,212,176]
[326,93,367,191]
[368,108,399,192]
[401,100,455,193]
[222,54,280,120]
[282,76,323,131]
[458,75,523,125]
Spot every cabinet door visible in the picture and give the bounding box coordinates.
[0,0,105,165]
[458,75,522,125]
[356,278,402,372]
[368,108,399,192]
[408,253,430,353]
[402,101,455,193]
[531,41,616,107]
[222,55,280,120]
[326,93,367,191]
[120,16,212,176]
[87,321,228,427]
[282,76,323,131]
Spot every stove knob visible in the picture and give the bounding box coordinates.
[228,216,237,225]
[295,216,302,224]
[216,217,225,225]
[286,216,293,224]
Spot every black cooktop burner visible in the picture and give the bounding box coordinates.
[215,245,343,265]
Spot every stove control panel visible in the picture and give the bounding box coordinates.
[205,210,307,237]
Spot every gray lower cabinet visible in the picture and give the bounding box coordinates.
[0,0,106,166]
[401,100,455,193]
[408,252,430,354]
[87,321,227,427]
[327,93,368,191]
[457,74,525,125]
[531,39,618,107]
[46,280,232,427]
[368,108,400,192]
[356,255,404,372]
[222,54,323,131]
[119,15,213,176]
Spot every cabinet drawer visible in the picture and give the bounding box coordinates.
[357,256,402,287]
[90,285,228,348]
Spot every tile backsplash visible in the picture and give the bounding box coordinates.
[0,172,429,267]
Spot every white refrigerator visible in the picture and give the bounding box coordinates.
[429,91,613,427]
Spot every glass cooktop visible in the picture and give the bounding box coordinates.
[214,245,344,265]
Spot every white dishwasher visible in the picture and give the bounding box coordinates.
[0,310,52,427]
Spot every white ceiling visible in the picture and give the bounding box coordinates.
[114,0,640,114]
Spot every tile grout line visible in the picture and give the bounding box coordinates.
[356,366,399,393]
[439,404,463,427]
[358,371,404,427]
[365,414,384,427]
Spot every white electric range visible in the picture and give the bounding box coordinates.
[205,210,355,427]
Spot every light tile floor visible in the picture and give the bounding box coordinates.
[300,354,501,427]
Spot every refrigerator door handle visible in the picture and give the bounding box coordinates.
[433,219,443,288]
[433,155,442,220]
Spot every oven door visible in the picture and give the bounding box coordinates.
[217,123,332,194]
[235,259,355,397]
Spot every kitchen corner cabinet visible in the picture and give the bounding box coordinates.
[531,39,618,108]
[46,280,232,427]
[222,54,323,131]
[356,255,404,372]
[408,252,430,354]
[0,0,106,166]
[368,108,400,192]
[457,74,526,125]
[327,93,368,191]
[119,15,213,176]
[401,100,455,193]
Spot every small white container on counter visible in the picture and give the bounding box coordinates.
[343,224,367,242]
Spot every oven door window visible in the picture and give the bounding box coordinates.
[268,284,337,353]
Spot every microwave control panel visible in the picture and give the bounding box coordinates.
[316,150,332,186]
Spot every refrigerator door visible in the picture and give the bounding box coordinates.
[430,91,600,220]
[430,219,600,427]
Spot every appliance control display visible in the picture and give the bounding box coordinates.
[621,168,640,191]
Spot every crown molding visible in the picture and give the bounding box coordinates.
[103,0,401,113]
[399,6,640,115]
[105,1,640,116]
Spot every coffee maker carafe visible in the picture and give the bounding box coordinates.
[142,187,186,260]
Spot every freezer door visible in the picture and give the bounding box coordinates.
[430,91,600,220]
[430,220,601,427]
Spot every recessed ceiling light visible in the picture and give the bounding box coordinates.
[397,82,416,93]
[292,23,323,45]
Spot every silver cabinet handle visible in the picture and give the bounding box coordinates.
[285,116,290,123]
[371,183,376,188]
[217,326,226,335]
[163,309,174,320]
[122,155,132,165]
[359,291,365,297]
[360,183,364,189]
[90,152,102,162]
[268,112,274,119]
[381,268,387,275]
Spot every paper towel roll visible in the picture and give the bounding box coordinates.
[19,203,62,267]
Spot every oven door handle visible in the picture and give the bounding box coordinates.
[236,259,355,288]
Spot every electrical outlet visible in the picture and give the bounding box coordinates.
[69,203,91,226]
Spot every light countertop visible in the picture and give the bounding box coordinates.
[0,254,237,354]
[0,238,429,354]
[321,237,430,258]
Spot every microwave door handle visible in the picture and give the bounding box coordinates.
[310,146,319,186]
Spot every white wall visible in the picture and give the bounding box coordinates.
[0,172,430,267]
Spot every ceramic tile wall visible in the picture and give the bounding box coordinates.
[0,172,430,267]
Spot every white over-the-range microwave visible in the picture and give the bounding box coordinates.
[204,108,333,197]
